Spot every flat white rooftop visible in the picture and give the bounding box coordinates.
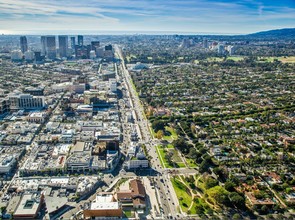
[91,194,119,210]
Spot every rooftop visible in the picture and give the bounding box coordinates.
[91,193,119,210]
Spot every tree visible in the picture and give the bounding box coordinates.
[207,186,229,205]
[156,130,164,139]
[205,177,219,189]
[195,205,204,214]
[232,213,241,220]
[152,120,166,132]
[229,192,245,207]
[187,147,198,159]
[199,160,209,173]
[225,181,236,192]
[260,205,269,214]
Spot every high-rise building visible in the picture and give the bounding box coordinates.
[91,41,100,51]
[104,44,114,60]
[89,50,96,59]
[41,36,46,56]
[105,45,112,51]
[58,35,68,58]
[24,51,34,62]
[203,38,208,49]
[218,44,225,55]
[44,35,56,59]
[78,35,83,46]
[228,45,235,56]
[75,45,90,59]
[70,37,76,50]
[20,36,28,53]
[34,51,43,63]
[11,50,23,62]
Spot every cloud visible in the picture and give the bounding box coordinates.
[0,0,294,34]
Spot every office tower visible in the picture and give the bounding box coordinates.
[24,51,34,62]
[58,35,68,58]
[203,38,208,49]
[20,36,28,53]
[34,51,43,62]
[41,36,46,56]
[11,50,23,62]
[75,45,90,59]
[70,37,75,50]
[91,41,100,51]
[105,45,112,51]
[44,35,56,59]
[89,50,96,59]
[104,45,114,61]
[78,35,83,46]
[228,45,235,56]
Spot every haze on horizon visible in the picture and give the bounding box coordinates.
[0,0,294,35]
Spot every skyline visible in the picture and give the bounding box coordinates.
[0,0,294,35]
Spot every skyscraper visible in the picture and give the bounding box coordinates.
[20,36,28,53]
[58,35,68,58]
[70,37,76,50]
[78,35,83,46]
[75,45,90,59]
[91,41,100,51]
[44,36,56,59]
[41,36,46,56]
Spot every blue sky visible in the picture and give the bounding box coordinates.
[0,0,294,34]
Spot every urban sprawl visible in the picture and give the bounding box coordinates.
[0,33,294,220]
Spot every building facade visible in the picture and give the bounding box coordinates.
[58,35,68,58]
[9,93,45,111]
[78,35,83,46]
[42,35,56,59]
[20,36,28,53]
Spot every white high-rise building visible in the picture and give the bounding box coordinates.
[228,45,236,56]
[24,51,35,61]
[89,50,96,59]
[11,50,23,61]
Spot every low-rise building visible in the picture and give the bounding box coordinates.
[8,93,45,111]
[83,192,122,219]
[117,179,146,209]
[13,193,44,220]
[27,112,47,123]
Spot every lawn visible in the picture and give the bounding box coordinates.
[278,56,295,63]
[185,158,197,168]
[156,145,173,168]
[196,176,206,193]
[163,126,178,141]
[206,57,224,62]
[124,210,133,218]
[226,56,244,61]
[258,56,295,63]
[190,197,210,215]
[156,145,186,168]
[171,177,192,213]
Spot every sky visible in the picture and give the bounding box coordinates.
[0,0,294,35]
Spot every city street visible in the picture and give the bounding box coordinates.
[115,45,183,219]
